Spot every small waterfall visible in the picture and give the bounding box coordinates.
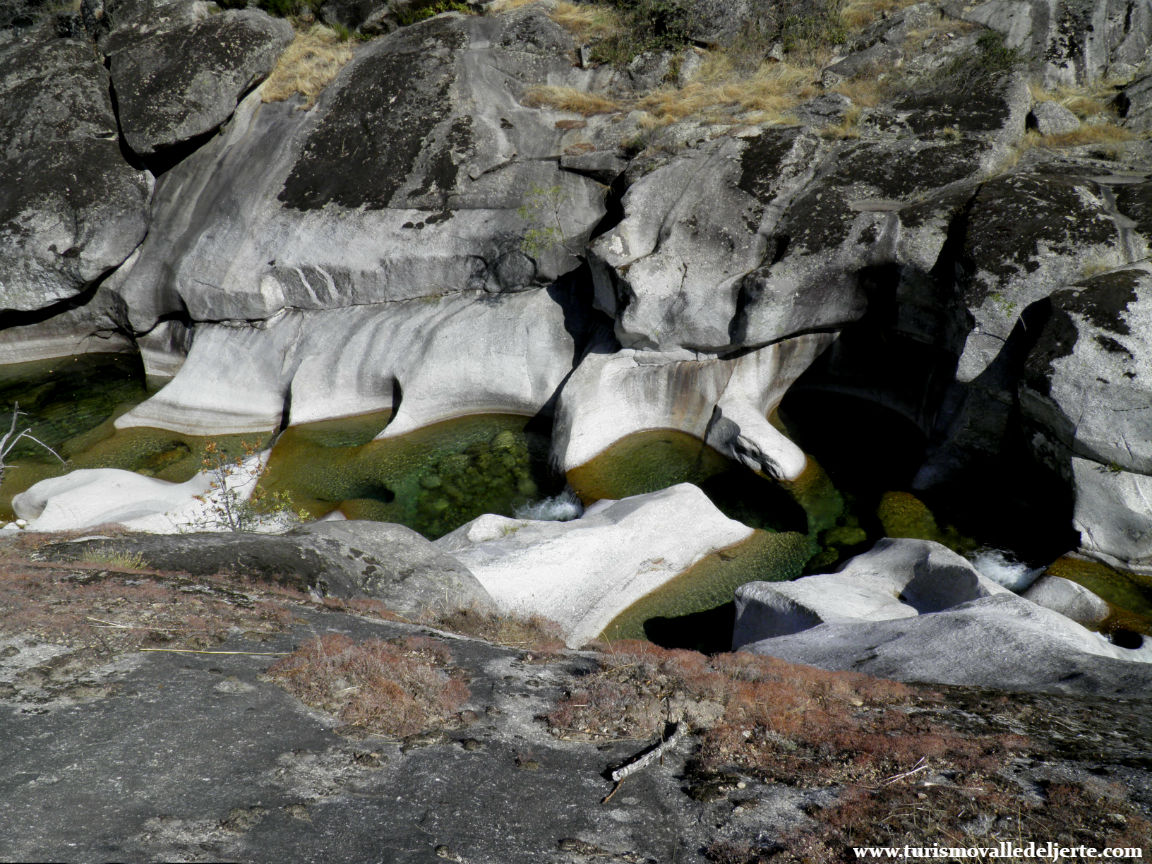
[514,489,584,522]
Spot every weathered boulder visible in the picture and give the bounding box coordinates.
[436,483,776,648]
[1023,573,1112,627]
[552,334,835,484]
[589,129,824,352]
[107,8,293,157]
[1028,100,1081,135]
[1118,72,1152,132]
[1070,457,1152,571]
[0,35,151,313]
[116,286,594,436]
[741,593,1152,694]
[107,9,607,330]
[42,520,490,617]
[732,538,1009,646]
[955,167,1128,383]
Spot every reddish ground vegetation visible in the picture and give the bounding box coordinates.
[266,633,471,738]
[548,641,1151,862]
[0,544,300,653]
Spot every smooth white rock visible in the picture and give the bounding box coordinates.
[553,333,834,481]
[1023,574,1111,627]
[116,288,580,436]
[732,538,1010,646]
[11,453,267,533]
[435,483,754,648]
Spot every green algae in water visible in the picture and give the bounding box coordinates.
[0,354,148,458]
[876,490,978,556]
[1046,556,1152,634]
[598,530,815,645]
[259,412,562,539]
[566,429,810,534]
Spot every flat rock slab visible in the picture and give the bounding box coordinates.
[0,612,759,864]
[42,520,490,619]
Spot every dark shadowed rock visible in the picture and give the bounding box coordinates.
[44,521,490,618]
[108,8,293,157]
[0,35,151,313]
[1118,72,1152,131]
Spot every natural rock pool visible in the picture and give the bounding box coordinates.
[3,353,1150,643]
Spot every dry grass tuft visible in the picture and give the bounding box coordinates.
[839,0,921,31]
[549,0,624,43]
[262,25,356,109]
[490,0,544,10]
[267,633,470,738]
[636,59,820,126]
[433,605,567,655]
[522,85,624,115]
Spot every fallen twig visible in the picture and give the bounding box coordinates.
[602,722,685,803]
[880,756,930,786]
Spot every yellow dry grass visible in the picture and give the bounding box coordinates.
[262,25,356,109]
[820,104,863,138]
[549,0,624,43]
[831,75,888,107]
[840,0,921,31]
[490,0,543,10]
[1028,79,1126,119]
[637,58,821,126]
[522,85,623,115]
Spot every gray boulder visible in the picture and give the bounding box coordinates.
[589,128,831,352]
[1118,72,1152,132]
[962,0,1152,86]
[1023,573,1111,627]
[107,8,607,330]
[0,36,151,313]
[107,8,293,157]
[1070,457,1152,571]
[1028,100,1080,135]
[43,520,490,619]
[1021,268,1152,476]
[741,594,1152,695]
[732,539,1008,646]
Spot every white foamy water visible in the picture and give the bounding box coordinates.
[513,489,584,522]
[970,548,1044,592]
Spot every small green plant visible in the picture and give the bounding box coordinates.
[938,29,1024,89]
[194,440,309,532]
[0,403,64,489]
[517,184,573,257]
